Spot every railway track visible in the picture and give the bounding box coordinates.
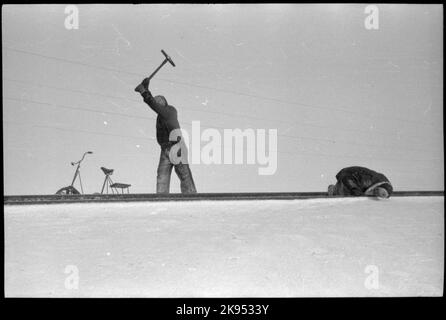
[3,191,444,205]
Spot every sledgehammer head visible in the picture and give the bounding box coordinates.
[161,49,175,67]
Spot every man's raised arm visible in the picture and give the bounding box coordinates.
[135,78,171,117]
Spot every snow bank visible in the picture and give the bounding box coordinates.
[4,196,444,297]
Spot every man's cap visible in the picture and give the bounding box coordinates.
[154,95,168,107]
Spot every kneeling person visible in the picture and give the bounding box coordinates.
[328,166,393,199]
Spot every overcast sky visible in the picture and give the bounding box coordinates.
[3,4,443,195]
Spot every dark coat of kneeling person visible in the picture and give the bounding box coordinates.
[328,166,393,199]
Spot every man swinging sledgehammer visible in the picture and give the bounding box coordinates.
[134,51,196,194]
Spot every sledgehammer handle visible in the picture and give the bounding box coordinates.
[147,59,168,81]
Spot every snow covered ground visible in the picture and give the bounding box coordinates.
[4,196,444,297]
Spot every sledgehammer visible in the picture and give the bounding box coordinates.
[147,49,175,81]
